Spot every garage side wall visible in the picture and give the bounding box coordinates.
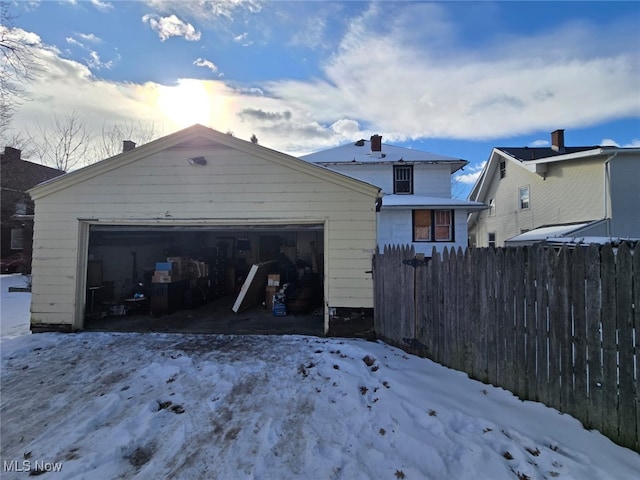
[30,145,377,331]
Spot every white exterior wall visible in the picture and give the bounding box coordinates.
[318,163,452,196]
[30,140,378,331]
[472,156,606,247]
[378,207,469,256]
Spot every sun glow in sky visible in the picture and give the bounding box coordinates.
[3,1,639,194]
[157,80,219,129]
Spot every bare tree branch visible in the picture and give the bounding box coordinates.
[92,120,164,163]
[0,1,40,137]
[28,111,92,172]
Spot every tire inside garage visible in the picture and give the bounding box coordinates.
[83,224,325,335]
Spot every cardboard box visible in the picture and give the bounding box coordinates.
[152,270,174,283]
[267,274,281,287]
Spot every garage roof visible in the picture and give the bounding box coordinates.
[28,124,380,201]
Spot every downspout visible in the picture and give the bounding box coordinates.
[603,152,617,237]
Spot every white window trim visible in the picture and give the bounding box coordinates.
[519,185,530,210]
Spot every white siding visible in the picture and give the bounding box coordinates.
[323,163,452,196]
[377,208,468,255]
[609,154,640,237]
[472,156,606,247]
[30,142,377,330]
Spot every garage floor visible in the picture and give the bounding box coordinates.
[83,295,325,336]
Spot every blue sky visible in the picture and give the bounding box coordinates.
[3,1,640,196]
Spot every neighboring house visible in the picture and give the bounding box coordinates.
[467,129,640,248]
[0,147,64,272]
[301,135,486,256]
[27,125,380,335]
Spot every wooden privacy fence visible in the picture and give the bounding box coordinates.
[373,243,639,452]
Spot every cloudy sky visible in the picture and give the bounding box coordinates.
[3,0,640,191]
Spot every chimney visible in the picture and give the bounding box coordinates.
[551,129,565,153]
[370,134,382,153]
[123,140,136,153]
[1,146,22,162]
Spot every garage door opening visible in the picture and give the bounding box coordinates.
[83,224,325,335]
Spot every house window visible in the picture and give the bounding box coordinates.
[434,210,452,241]
[413,210,432,241]
[519,185,530,209]
[11,227,24,250]
[489,198,495,216]
[488,232,496,248]
[413,210,454,242]
[499,160,506,179]
[393,165,413,194]
[15,202,27,215]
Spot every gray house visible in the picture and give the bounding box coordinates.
[467,130,640,247]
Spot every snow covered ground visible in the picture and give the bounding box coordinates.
[0,274,32,339]
[1,274,639,479]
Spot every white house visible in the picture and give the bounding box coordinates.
[27,125,380,335]
[301,135,486,256]
[467,129,640,247]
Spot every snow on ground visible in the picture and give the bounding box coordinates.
[1,276,639,479]
[0,274,31,339]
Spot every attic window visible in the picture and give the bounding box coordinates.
[499,160,506,179]
[355,139,365,147]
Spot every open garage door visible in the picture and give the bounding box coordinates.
[82,224,325,335]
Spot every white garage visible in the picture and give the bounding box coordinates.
[28,125,380,335]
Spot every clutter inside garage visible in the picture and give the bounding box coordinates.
[84,226,324,323]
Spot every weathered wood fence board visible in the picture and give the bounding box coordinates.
[374,243,639,452]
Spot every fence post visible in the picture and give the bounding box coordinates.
[524,246,537,400]
[600,244,618,441]
[513,247,526,398]
[634,245,640,453]
[571,246,588,423]
[616,242,636,450]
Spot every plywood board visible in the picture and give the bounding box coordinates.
[232,260,276,313]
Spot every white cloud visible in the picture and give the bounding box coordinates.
[193,58,218,73]
[87,50,115,70]
[265,3,640,142]
[455,162,487,186]
[90,0,113,12]
[142,14,201,42]
[145,0,263,21]
[77,33,102,43]
[233,32,253,46]
[530,139,549,147]
[7,4,640,158]
[66,36,84,48]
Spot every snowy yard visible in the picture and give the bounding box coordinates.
[1,275,639,479]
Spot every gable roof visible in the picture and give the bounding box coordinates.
[1,154,64,194]
[300,139,467,173]
[29,124,380,201]
[496,145,603,162]
[468,145,638,205]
